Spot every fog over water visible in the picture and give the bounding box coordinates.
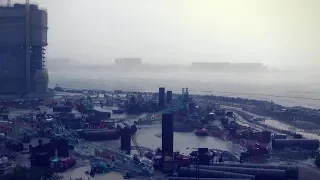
[0,1,319,179]
[6,0,316,108]
[49,70,320,109]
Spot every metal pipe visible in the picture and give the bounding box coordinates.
[123,121,137,134]
[116,123,126,129]
[191,165,286,180]
[178,167,255,180]
[272,139,319,150]
[169,177,251,180]
[209,163,298,179]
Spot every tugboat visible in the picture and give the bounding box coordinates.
[195,128,208,136]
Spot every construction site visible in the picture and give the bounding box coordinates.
[1,1,320,180]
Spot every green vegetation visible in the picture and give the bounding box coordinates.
[0,166,62,180]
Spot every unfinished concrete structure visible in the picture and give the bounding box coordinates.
[0,3,48,94]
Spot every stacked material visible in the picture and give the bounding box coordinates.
[175,163,298,180]
[169,178,251,180]
[191,165,285,180]
[178,168,255,180]
[208,163,298,180]
[272,139,319,150]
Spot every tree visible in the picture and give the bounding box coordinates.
[0,166,62,180]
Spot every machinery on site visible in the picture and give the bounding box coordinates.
[13,91,191,175]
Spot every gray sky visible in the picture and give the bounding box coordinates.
[3,0,320,69]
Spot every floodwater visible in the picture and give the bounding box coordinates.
[62,124,244,180]
[134,124,243,155]
[12,69,320,179]
[6,105,244,180]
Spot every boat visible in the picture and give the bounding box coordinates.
[195,128,208,136]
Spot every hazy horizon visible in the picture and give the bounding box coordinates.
[2,0,320,108]
[47,57,320,72]
[1,0,319,70]
[49,69,320,109]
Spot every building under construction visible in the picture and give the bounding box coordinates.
[0,2,48,95]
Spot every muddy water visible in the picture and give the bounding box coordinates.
[134,124,243,155]
[61,124,243,180]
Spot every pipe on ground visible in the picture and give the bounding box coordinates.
[169,177,251,180]
[191,165,286,180]
[178,167,255,180]
[209,163,298,179]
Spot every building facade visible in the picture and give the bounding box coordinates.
[0,4,48,94]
